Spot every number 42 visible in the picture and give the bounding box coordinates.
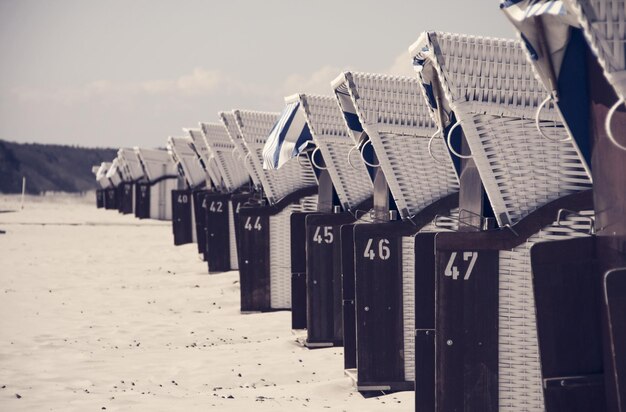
[445,251,478,280]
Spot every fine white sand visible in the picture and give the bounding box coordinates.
[0,193,412,411]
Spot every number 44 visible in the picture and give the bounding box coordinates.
[244,216,262,231]
[445,251,478,280]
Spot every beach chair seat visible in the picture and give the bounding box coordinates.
[411,31,593,411]
[92,164,107,208]
[185,128,222,261]
[331,71,461,392]
[232,109,318,311]
[116,148,148,215]
[287,93,374,345]
[134,148,180,221]
[167,136,205,246]
[502,2,626,409]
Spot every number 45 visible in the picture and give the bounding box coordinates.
[445,251,478,280]
[313,226,333,244]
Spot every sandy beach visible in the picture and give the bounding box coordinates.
[0,193,412,411]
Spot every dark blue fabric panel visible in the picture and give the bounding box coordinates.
[557,28,592,169]
[422,82,438,110]
[344,112,363,133]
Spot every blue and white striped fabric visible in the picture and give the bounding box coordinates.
[332,79,380,182]
[333,82,365,144]
[501,0,570,18]
[501,0,592,166]
[501,0,579,63]
[262,101,313,170]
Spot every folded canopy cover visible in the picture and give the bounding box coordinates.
[96,162,112,189]
[118,148,145,182]
[262,99,313,170]
[501,0,579,98]
[501,0,595,166]
[167,136,206,189]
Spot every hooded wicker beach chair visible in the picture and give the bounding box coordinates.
[97,162,117,210]
[231,108,318,312]
[96,162,111,188]
[167,136,208,246]
[103,158,124,211]
[93,163,110,208]
[195,122,255,273]
[183,128,230,265]
[133,147,180,221]
[217,112,269,275]
[110,154,134,215]
[287,93,374,343]
[185,128,223,191]
[220,111,264,192]
[410,31,593,411]
[93,164,107,208]
[330,71,461,392]
[502,2,626,410]
[116,148,148,215]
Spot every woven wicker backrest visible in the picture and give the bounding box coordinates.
[411,31,592,225]
[112,155,129,182]
[134,148,177,182]
[95,162,111,188]
[234,109,318,204]
[566,0,626,101]
[185,128,221,190]
[201,123,249,192]
[298,94,373,211]
[118,148,145,181]
[220,111,261,188]
[332,77,366,146]
[167,136,206,188]
[333,71,459,219]
[105,158,123,186]
[113,154,129,182]
[232,110,277,199]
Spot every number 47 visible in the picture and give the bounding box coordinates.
[445,251,478,280]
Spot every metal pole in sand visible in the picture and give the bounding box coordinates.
[20,177,26,210]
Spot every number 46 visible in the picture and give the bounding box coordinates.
[445,251,478,280]
[363,238,391,261]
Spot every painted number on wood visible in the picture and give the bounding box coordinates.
[313,226,333,244]
[244,216,262,231]
[209,201,223,213]
[177,194,189,204]
[444,251,478,280]
[363,238,391,261]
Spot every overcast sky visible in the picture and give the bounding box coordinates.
[0,0,515,148]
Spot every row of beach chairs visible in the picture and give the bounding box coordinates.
[92,1,625,410]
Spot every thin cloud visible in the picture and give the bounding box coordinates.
[11,68,259,105]
[384,50,415,77]
[281,65,345,97]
